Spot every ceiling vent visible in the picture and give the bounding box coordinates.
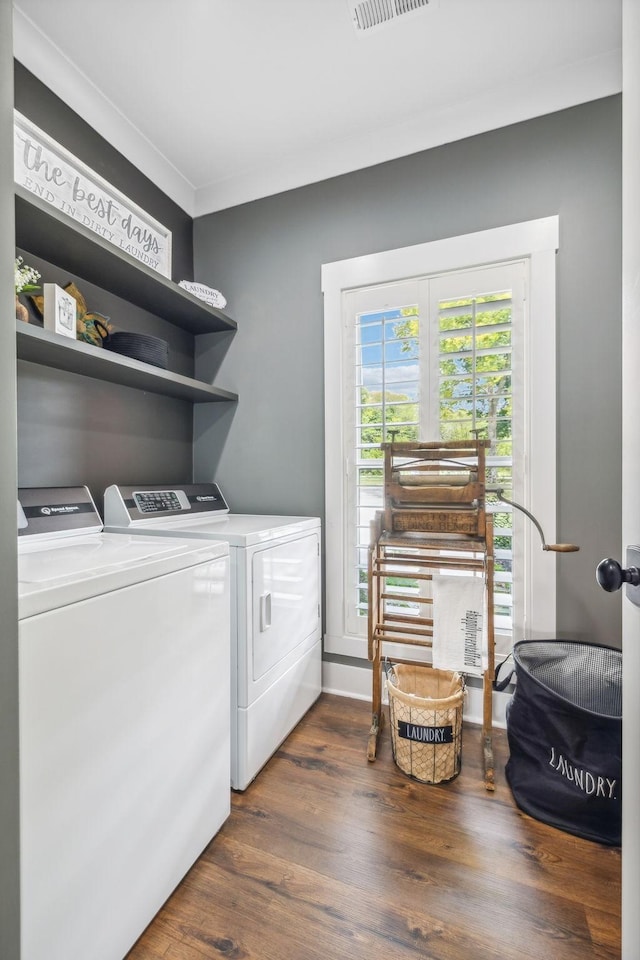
[346,0,436,34]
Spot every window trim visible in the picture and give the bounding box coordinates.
[322,217,559,659]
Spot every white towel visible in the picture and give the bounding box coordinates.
[432,574,487,677]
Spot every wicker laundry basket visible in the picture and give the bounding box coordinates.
[387,664,465,784]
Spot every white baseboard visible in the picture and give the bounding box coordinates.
[321,659,509,729]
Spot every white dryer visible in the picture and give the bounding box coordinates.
[104,482,322,790]
[18,486,230,960]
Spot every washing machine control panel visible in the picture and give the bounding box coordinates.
[18,486,103,538]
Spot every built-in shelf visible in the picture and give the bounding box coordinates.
[17,321,238,404]
[15,184,238,405]
[15,185,237,336]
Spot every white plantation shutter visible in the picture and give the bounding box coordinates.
[343,280,424,636]
[343,263,525,648]
[428,264,526,640]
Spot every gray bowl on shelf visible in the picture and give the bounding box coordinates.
[95,321,169,369]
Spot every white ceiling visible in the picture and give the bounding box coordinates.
[13,0,622,218]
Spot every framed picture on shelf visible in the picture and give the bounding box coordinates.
[43,283,77,339]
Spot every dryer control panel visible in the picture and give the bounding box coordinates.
[133,489,191,514]
[104,483,230,526]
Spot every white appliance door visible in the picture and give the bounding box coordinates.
[20,557,230,960]
[252,532,320,681]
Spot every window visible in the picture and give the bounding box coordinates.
[344,264,522,643]
[323,219,559,661]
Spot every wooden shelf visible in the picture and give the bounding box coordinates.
[15,185,237,335]
[17,322,238,404]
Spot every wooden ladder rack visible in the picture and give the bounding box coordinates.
[367,439,496,790]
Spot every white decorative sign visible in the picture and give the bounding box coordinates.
[14,110,172,278]
[178,280,227,309]
[43,283,76,339]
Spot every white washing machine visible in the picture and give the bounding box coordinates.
[104,482,322,790]
[18,486,231,960]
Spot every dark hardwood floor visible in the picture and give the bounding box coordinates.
[126,694,621,960]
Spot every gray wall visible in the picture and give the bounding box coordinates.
[14,64,202,511]
[15,63,194,282]
[193,96,623,649]
[1,4,21,956]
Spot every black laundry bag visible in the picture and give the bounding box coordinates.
[504,640,622,846]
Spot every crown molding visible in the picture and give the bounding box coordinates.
[13,5,196,216]
[193,47,621,215]
[13,4,620,220]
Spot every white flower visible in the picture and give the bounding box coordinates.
[15,256,41,294]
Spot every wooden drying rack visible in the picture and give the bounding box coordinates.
[367,439,496,790]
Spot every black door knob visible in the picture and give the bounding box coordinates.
[596,557,640,592]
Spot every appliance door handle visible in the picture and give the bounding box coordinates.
[260,592,272,631]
